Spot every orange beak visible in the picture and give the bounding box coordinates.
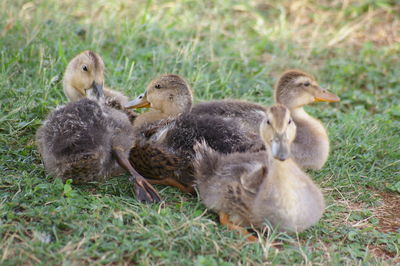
[124,92,151,109]
[314,89,340,103]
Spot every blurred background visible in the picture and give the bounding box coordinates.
[1,0,399,113]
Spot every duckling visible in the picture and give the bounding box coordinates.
[63,50,137,123]
[125,74,264,193]
[194,104,325,239]
[274,70,339,169]
[36,53,160,203]
[192,70,340,170]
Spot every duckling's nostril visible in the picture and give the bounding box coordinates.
[278,153,287,161]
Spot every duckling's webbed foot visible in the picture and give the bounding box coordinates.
[129,175,161,203]
[219,212,258,242]
[113,149,161,203]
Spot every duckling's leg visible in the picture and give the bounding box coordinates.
[146,178,194,194]
[219,212,257,242]
[113,149,161,203]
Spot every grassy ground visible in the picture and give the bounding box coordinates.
[1,0,399,264]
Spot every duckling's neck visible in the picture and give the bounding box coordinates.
[289,106,329,170]
[254,155,324,232]
[253,154,303,222]
[133,109,177,128]
[164,94,192,116]
[63,84,84,102]
[63,82,127,105]
[291,107,327,136]
[290,107,312,121]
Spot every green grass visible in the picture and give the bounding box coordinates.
[1,0,399,264]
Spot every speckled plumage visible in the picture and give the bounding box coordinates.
[36,98,134,184]
[36,50,160,202]
[127,74,265,191]
[194,105,325,232]
[130,113,264,188]
[191,99,267,135]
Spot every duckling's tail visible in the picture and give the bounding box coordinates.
[193,139,221,183]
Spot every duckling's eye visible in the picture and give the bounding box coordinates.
[155,84,161,89]
[304,81,310,87]
[288,119,292,125]
[266,120,271,125]
[82,65,88,72]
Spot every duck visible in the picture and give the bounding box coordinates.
[191,70,340,170]
[193,104,325,240]
[125,74,264,193]
[36,52,160,203]
[63,50,137,123]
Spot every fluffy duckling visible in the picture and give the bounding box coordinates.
[194,104,325,240]
[36,53,160,203]
[274,70,340,169]
[192,70,340,170]
[63,50,137,122]
[125,74,264,193]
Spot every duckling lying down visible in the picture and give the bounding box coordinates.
[194,104,325,239]
[36,76,160,203]
[125,74,264,193]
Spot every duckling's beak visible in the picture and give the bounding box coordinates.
[91,81,104,99]
[314,88,340,103]
[124,92,150,109]
[271,137,290,161]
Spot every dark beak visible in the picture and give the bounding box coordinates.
[91,81,104,99]
[272,139,290,161]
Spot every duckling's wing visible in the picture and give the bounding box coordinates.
[166,113,264,156]
[130,142,192,186]
[36,99,114,182]
[239,161,267,194]
[44,99,109,158]
[192,100,267,132]
[105,96,138,124]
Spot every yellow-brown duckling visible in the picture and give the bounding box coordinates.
[194,104,325,240]
[63,50,137,122]
[36,51,160,203]
[192,70,340,170]
[125,74,264,193]
[274,70,340,169]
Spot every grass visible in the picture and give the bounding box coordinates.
[1,0,399,264]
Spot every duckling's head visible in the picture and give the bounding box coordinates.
[63,50,105,102]
[260,104,296,161]
[274,70,340,109]
[125,74,193,116]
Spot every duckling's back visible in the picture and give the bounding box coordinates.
[130,113,265,188]
[194,140,268,226]
[166,113,264,156]
[192,100,267,133]
[36,99,114,183]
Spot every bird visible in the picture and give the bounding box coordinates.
[62,50,137,123]
[274,70,340,169]
[193,104,325,241]
[125,74,264,193]
[191,70,340,170]
[36,51,160,203]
